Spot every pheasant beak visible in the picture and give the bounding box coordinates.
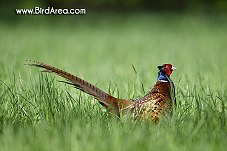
[171,66,177,70]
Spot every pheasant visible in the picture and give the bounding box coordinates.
[27,61,176,122]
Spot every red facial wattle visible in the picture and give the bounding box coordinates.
[163,64,176,76]
[164,67,172,76]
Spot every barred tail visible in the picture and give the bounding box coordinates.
[26,61,132,113]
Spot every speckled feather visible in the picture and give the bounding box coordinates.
[128,82,173,122]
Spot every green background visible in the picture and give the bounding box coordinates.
[0,1,227,151]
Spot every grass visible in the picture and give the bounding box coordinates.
[0,13,227,151]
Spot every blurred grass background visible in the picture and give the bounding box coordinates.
[0,1,227,151]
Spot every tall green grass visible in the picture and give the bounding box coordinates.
[0,13,227,151]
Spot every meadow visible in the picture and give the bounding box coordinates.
[0,13,227,151]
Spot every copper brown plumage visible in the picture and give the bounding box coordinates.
[26,61,176,122]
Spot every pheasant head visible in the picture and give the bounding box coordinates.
[157,64,176,82]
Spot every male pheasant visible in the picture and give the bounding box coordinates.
[27,61,176,122]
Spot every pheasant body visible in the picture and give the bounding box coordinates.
[129,82,174,122]
[27,61,176,122]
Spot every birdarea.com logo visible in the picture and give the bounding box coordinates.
[15,7,86,15]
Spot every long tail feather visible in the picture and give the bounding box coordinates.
[26,60,132,114]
